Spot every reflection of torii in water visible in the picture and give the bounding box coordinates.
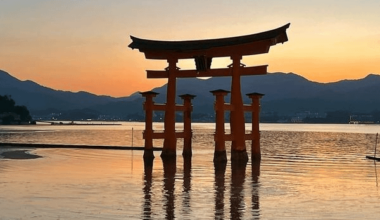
[129,23,290,163]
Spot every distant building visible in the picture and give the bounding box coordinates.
[291,111,326,123]
[349,114,374,124]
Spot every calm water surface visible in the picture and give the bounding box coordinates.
[1,123,380,219]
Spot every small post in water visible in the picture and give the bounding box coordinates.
[374,133,378,158]
[132,127,134,148]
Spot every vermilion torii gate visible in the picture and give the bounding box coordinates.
[129,23,290,162]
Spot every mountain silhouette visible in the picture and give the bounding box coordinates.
[1,69,380,118]
[149,72,380,114]
[0,70,128,113]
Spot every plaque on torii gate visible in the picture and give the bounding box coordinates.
[129,23,290,161]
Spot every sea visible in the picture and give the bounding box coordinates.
[0,122,380,219]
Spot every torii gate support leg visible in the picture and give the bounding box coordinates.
[141,92,157,160]
[180,94,195,157]
[247,93,264,161]
[211,90,229,163]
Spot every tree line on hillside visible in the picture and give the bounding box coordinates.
[0,95,32,125]
[31,107,380,124]
[260,110,380,124]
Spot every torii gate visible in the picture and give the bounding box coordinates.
[129,23,290,162]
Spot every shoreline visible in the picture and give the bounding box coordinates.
[0,150,42,160]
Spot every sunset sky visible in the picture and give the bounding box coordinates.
[1,0,379,97]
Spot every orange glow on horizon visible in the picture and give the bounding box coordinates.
[1,1,379,97]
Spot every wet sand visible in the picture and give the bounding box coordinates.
[0,150,42,160]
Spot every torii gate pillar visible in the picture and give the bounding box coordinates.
[230,55,248,163]
[161,58,178,159]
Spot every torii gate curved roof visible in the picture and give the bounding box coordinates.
[129,23,290,60]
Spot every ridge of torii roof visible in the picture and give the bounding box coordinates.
[128,23,290,59]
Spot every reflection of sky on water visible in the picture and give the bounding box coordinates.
[0,123,380,219]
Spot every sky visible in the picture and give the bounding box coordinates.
[1,0,379,97]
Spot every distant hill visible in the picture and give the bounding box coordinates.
[1,69,380,120]
[0,70,129,113]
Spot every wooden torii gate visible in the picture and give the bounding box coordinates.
[129,23,290,162]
